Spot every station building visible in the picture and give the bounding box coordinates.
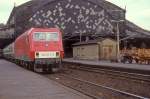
[73,38,117,60]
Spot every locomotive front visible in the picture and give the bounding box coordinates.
[30,28,64,72]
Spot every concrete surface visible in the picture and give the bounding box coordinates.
[63,58,150,72]
[0,59,91,99]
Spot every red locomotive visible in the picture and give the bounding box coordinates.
[3,28,64,72]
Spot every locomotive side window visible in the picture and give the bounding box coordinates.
[34,32,59,41]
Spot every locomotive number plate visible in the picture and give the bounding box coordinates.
[36,52,57,58]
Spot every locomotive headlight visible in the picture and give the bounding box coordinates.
[36,52,39,57]
[56,52,59,57]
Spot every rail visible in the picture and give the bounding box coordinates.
[61,63,150,98]
[61,74,149,99]
[65,64,150,83]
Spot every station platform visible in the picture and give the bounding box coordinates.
[63,58,150,74]
[0,60,91,99]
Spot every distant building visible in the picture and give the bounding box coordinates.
[73,38,117,61]
[0,25,14,48]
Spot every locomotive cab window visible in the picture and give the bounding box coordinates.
[33,32,59,41]
[46,33,59,41]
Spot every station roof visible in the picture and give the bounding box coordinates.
[126,21,150,38]
[6,0,150,38]
[7,0,124,24]
[72,40,98,46]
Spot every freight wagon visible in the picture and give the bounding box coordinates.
[121,48,150,64]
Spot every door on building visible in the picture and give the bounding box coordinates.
[102,46,113,60]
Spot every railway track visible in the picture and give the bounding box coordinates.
[46,73,149,99]
[65,64,150,83]
[44,63,150,99]
[62,63,150,98]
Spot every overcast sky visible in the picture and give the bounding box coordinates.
[0,0,149,30]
